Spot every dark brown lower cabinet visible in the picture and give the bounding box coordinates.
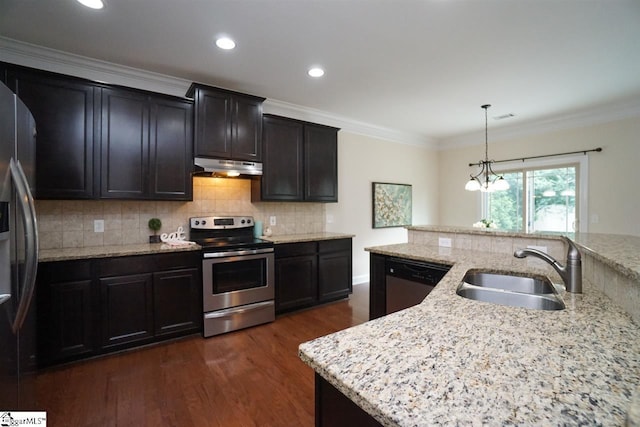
[153,268,201,337]
[275,238,352,314]
[369,253,387,320]
[100,273,154,349]
[315,374,382,427]
[275,244,317,313]
[37,260,97,364]
[36,251,201,367]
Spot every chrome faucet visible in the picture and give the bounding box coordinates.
[514,236,582,293]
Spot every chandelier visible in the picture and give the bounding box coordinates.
[465,104,509,192]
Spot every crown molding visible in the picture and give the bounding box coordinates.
[438,97,640,150]
[263,99,437,148]
[0,36,436,148]
[0,37,192,97]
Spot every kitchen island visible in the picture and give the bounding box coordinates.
[299,231,640,426]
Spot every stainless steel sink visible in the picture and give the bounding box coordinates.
[462,271,557,294]
[456,270,565,311]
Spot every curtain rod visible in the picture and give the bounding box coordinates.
[468,147,602,167]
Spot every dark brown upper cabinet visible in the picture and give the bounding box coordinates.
[187,83,265,161]
[101,87,193,200]
[304,123,339,202]
[101,87,149,199]
[7,65,98,199]
[253,114,339,202]
[4,63,193,201]
[258,115,304,200]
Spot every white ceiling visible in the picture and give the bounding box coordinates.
[1,0,640,146]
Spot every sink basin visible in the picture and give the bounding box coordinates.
[462,271,557,294]
[456,270,565,311]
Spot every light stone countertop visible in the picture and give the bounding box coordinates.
[39,242,202,262]
[38,232,355,262]
[299,243,640,426]
[263,232,355,244]
[409,225,640,282]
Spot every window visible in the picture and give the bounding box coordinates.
[481,155,588,233]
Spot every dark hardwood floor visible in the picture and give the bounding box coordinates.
[35,283,369,427]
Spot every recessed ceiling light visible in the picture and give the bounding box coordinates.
[216,37,236,50]
[308,67,325,78]
[76,0,104,9]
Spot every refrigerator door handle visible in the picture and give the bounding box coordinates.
[9,158,39,334]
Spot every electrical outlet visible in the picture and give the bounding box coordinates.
[269,216,276,226]
[94,219,104,233]
[438,237,452,248]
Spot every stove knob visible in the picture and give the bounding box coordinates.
[194,220,200,226]
[247,219,252,224]
[241,219,246,224]
[202,220,207,225]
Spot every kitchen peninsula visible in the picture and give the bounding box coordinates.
[299,227,640,426]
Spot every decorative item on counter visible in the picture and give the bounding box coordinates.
[263,226,273,237]
[473,219,497,228]
[254,221,263,238]
[148,218,162,243]
[160,226,196,247]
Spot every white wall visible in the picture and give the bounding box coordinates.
[438,116,640,236]
[326,131,440,283]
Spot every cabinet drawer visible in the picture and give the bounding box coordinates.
[275,241,317,258]
[38,260,92,282]
[318,238,351,254]
[96,251,199,276]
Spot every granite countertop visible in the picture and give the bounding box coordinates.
[39,232,356,262]
[299,243,640,426]
[263,232,355,244]
[409,225,640,282]
[39,242,202,262]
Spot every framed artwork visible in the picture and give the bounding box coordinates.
[372,182,412,228]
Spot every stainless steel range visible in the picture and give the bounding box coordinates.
[190,216,275,338]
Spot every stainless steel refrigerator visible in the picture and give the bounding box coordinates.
[0,81,39,409]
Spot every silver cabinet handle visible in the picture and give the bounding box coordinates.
[204,301,274,319]
[10,158,39,333]
[203,248,274,258]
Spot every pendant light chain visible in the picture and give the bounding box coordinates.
[465,104,510,192]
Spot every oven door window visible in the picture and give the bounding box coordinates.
[210,257,267,294]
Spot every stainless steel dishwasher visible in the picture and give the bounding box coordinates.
[385,258,451,314]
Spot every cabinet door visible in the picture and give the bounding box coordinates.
[45,280,96,362]
[304,124,338,202]
[369,254,387,320]
[316,374,383,427]
[149,97,193,200]
[275,254,317,313]
[36,260,97,366]
[153,268,201,337]
[231,95,263,161]
[318,239,352,302]
[194,89,231,158]
[260,115,304,201]
[100,273,154,349]
[101,88,149,199]
[9,68,97,199]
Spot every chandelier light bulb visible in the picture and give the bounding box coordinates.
[465,178,481,191]
[77,0,104,9]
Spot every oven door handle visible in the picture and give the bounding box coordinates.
[203,248,274,258]
[204,300,274,319]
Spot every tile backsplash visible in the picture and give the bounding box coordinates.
[36,177,326,250]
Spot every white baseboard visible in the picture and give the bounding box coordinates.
[352,274,369,285]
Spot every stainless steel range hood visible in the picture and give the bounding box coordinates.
[194,157,262,178]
